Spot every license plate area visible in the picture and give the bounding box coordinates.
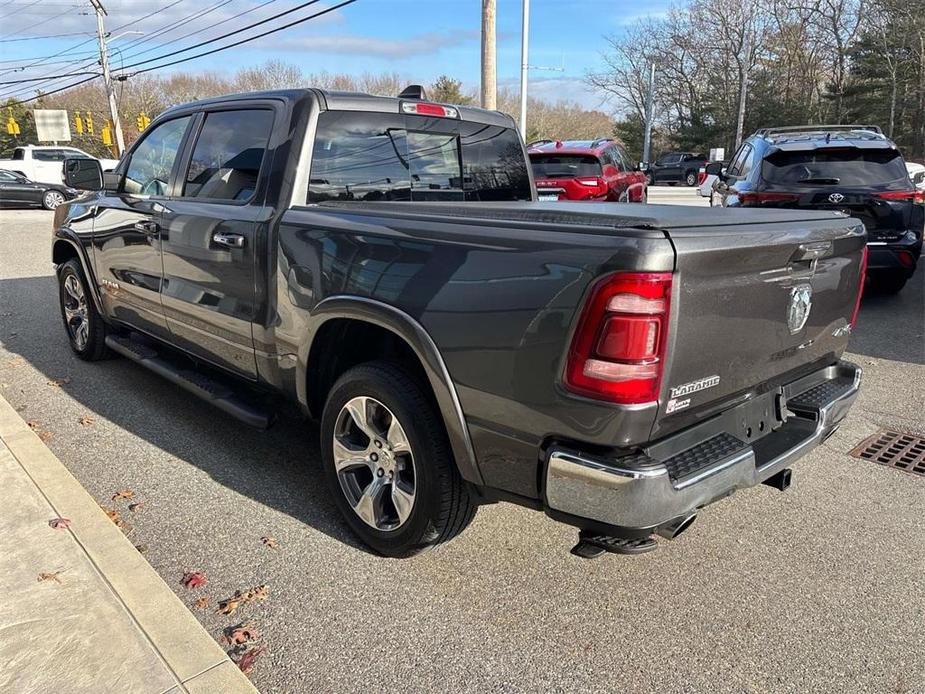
[538,193,560,201]
[735,389,785,444]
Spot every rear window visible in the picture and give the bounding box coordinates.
[308,111,530,203]
[529,154,601,179]
[762,148,910,187]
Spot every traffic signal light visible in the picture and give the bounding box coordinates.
[74,111,84,135]
[6,108,19,136]
[85,112,94,135]
[136,112,150,132]
[101,123,112,147]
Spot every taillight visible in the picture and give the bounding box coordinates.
[874,190,925,204]
[697,171,707,185]
[849,246,868,329]
[576,177,608,197]
[739,192,799,206]
[564,272,672,404]
[401,102,460,118]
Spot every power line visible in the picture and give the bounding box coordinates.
[0,0,42,22]
[0,70,100,86]
[118,0,276,64]
[0,33,95,45]
[113,0,235,55]
[119,0,331,73]
[2,75,97,106]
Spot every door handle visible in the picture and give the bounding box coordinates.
[212,232,245,249]
[133,220,159,235]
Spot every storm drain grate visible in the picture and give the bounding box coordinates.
[850,430,925,478]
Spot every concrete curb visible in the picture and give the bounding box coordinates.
[0,394,259,694]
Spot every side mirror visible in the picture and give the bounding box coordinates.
[637,162,648,171]
[704,161,724,176]
[64,158,103,191]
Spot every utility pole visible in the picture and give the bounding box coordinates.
[518,0,530,140]
[480,0,496,110]
[90,0,124,156]
[642,62,655,165]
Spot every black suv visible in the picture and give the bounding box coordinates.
[645,152,708,187]
[708,125,923,293]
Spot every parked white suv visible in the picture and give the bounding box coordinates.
[0,145,120,185]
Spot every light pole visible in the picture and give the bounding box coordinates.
[518,0,529,139]
[642,62,655,165]
[480,0,496,110]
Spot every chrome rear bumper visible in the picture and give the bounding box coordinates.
[545,361,861,531]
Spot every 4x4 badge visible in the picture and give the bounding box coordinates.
[828,192,845,203]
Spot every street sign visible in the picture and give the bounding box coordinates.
[33,109,71,142]
[709,147,725,162]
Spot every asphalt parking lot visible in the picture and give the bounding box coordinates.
[1,203,923,694]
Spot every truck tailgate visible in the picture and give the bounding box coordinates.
[653,214,866,439]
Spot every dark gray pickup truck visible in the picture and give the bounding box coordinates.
[53,88,865,558]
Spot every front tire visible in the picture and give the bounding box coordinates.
[321,361,476,557]
[58,259,110,360]
[43,190,65,210]
[685,172,698,186]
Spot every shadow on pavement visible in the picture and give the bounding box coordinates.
[0,275,369,554]
[849,265,924,365]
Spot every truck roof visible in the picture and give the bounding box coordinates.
[159,88,516,128]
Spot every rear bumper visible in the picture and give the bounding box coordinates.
[544,361,861,533]
[866,233,922,276]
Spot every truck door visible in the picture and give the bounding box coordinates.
[93,115,193,339]
[158,105,276,379]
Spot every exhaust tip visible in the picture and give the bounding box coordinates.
[655,513,697,540]
[763,468,793,492]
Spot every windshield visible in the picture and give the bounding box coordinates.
[529,154,601,179]
[762,148,910,187]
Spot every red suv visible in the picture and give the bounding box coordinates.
[528,139,647,202]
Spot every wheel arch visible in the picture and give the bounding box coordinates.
[298,296,482,485]
[52,231,103,314]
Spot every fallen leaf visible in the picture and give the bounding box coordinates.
[260,536,279,550]
[223,623,259,646]
[48,517,72,530]
[128,502,144,513]
[111,490,134,501]
[181,571,208,589]
[26,420,40,430]
[235,645,267,676]
[216,585,269,615]
[194,596,209,609]
[38,430,52,442]
[134,544,148,554]
[101,507,127,528]
[47,377,71,387]
[37,571,65,584]
[78,416,95,426]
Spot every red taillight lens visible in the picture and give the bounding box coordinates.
[897,250,916,267]
[850,246,868,329]
[739,192,800,206]
[564,272,672,404]
[875,190,925,204]
[697,171,707,185]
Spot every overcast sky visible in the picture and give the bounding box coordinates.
[0,0,671,109]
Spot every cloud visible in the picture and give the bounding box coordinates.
[274,30,478,60]
[499,75,610,112]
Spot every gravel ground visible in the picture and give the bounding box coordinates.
[1,208,923,694]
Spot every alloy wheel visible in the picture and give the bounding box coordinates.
[332,396,416,531]
[62,273,89,350]
[44,190,65,209]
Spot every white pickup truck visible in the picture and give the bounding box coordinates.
[0,145,119,185]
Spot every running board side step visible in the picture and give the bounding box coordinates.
[105,334,272,429]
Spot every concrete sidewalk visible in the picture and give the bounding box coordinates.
[0,395,258,694]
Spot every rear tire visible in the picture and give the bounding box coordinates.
[320,361,476,557]
[43,189,65,210]
[867,273,908,294]
[685,172,697,186]
[57,259,110,361]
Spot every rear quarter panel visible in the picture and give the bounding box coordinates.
[272,205,674,497]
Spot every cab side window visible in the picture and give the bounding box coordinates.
[726,145,750,178]
[182,109,274,202]
[122,116,191,196]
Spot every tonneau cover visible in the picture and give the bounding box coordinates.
[316,200,852,231]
